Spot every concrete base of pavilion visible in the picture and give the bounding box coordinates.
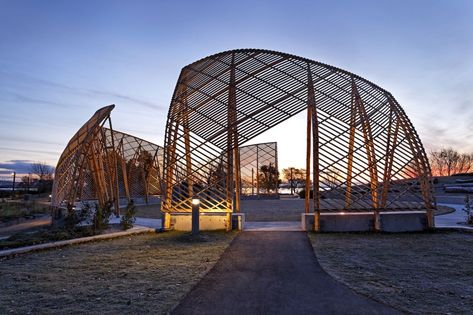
[164,212,245,231]
[302,211,429,232]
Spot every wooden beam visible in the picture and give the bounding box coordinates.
[308,65,320,230]
[345,81,357,209]
[305,103,312,214]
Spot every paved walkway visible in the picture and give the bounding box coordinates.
[0,215,51,239]
[244,221,301,231]
[109,216,162,229]
[436,203,473,230]
[173,232,400,315]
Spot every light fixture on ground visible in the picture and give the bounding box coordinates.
[192,198,200,235]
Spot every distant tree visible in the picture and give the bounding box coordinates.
[258,163,279,193]
[456,153,473,174]
[30,162,54,181]
[20,175,31,191]
[282,167,306,194]
[429,148,473,176]
[30,162,54,193]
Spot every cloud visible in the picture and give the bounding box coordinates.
[0,70,166,111]
[0,135,63,146]
[0,146,59,156]
[0,160,55,175]
[86,89,164,110]
[7,93,73,107]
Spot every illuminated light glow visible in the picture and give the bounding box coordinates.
[192,199,200,206]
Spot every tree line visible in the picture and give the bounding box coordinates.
[429,148,473,177]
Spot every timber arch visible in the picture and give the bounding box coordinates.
[51,105,164,215]
[163,49,435,230]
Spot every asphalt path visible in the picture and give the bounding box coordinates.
[173,232,401,315]
[0,215,51,238]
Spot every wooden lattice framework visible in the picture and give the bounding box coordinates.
[51,105,164,215]
[163,49,435,229]
[239,142,278,198]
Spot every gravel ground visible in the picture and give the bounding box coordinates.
[309,231,473,314]
[0,231,236,314]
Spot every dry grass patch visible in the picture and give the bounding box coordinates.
[0,231,236,314]
[309,231,473,314]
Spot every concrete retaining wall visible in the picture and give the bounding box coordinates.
[302,211,428,232]
[380,212,427,232]
[169,213,230,231]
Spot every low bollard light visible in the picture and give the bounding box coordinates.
[191,198,200,235]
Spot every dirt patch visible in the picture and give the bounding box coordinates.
[0,231,236,314]
[309,231,473,314]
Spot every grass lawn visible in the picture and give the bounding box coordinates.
[309,231,473,314]
[0,231,237,314]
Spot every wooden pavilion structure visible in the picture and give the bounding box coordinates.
[162,49,435,230]
[51,105,164,216]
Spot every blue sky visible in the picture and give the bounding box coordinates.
[0,0,472,176]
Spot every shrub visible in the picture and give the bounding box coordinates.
[463,195,473,225]
[120,200,136,230]
[93,201,112,232]
[298,189,313,199]
[64,202,93,230]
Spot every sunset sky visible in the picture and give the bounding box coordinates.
[0,0,472,177]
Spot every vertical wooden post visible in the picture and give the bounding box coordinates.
[226,52,239,213]
[183,83,193,209]
[345,80,357,209]
[274,142,279,196]
[251,168,254,195]
[353,81,380,230]
[233,145,241,213]
[163,119,179,222]
[140,165,149,204]
[308,65,320,230]
[290,168,294,194]
[391,98,434,228]
[256,145,260,197]
[305,103,312,214]
[107,118,121,216]
[381,107,400,208]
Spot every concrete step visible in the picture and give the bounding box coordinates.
[244,221,302,231]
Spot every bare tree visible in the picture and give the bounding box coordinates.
[456,153,473,174]
[429,148,473,176]
[282,167,306,194]
[30,162,54,181]
[30,162,55,193]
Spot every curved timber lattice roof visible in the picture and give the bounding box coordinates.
[51,105,164,213]
[163,49,434,213]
